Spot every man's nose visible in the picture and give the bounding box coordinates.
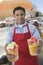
[18,15,22,18]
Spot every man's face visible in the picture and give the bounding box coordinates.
[14,10,25,24]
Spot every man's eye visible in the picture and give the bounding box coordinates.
[21,14,24,16]
[16,14,19,16]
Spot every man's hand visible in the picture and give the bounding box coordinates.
[5,44,12,62]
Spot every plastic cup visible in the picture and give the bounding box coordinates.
[11,47,19,62]
[6,42,19,62]
[28,42,39,56]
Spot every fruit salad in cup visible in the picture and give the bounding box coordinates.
[6,42,19,62]
[27,37,39,56]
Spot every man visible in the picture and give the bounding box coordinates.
[5,6,42,65]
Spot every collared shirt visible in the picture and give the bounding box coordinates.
[6,21,42,44]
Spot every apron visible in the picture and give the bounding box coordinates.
[13,23,40,65]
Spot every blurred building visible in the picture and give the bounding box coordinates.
[0,0,36,19]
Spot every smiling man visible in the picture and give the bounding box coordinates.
[5,6,42,65]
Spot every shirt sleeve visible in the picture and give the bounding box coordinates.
[29,24,42,40]
[6,26,14,44]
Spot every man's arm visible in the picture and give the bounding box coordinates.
[29,24,42,40]
[29,24,42,54]
[6,27,14,44]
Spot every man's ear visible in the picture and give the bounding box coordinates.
[13,15,15,18]
[24,13,26,17]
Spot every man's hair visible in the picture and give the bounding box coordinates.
[13,6,25,14]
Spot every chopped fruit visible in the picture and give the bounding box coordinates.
[27,37,39,45]
[6,42,19,62]
[27,37,39,56]
[6,42,18,54]
[31,37,38,42]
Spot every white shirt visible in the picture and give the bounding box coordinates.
[6,21,42,43]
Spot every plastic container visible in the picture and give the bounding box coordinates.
[27,37,39,56]
[28,42,39,56]
[6,42,19,62]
